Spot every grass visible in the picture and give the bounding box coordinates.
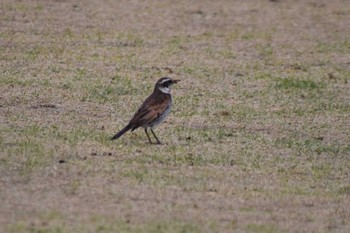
[1,0,350,233]
[274,77,323,90]
[7,219,204,233]
[245,224,281,233]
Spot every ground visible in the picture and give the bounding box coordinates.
[0,0,350,232]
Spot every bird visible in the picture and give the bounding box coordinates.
[111,77,179,144]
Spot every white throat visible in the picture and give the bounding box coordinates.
[159,86,170,94]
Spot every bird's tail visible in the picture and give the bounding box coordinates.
[111,124,132,140]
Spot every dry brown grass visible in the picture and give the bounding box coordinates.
[1,0,350,232]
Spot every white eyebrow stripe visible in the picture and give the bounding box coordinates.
[159,78,171,84]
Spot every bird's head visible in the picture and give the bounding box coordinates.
[155,77,180,94]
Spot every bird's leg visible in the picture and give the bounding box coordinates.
[144,128,153,144]
[150,128,162,144]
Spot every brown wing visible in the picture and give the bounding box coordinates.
[129,92,170,130]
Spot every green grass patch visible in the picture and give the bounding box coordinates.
[274,137,346,156]
[337,185,350,195]
[245,223,281,233]
[317,40,350,54]
[7,219,203,233]
[274,77,323,90]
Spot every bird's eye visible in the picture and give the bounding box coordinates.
[162,81,171,87]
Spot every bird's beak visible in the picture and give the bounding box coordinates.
[172,79,180,84]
